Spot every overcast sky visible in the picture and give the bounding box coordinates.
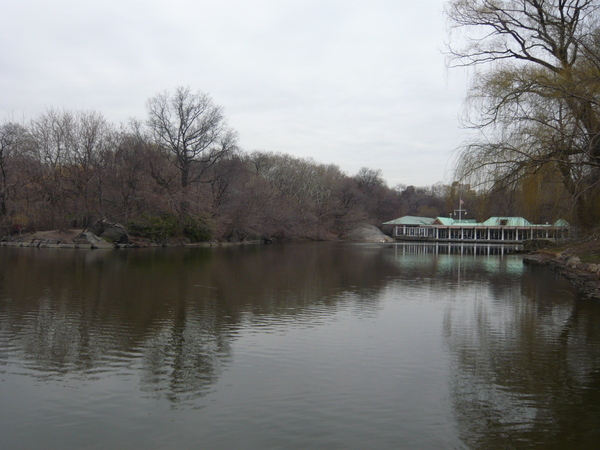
[1,0,470,187]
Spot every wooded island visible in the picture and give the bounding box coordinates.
[3,0,600,242]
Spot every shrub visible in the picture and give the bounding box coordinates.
[127,214,214,242]
[183,215,214,242]
[127,214,179,240]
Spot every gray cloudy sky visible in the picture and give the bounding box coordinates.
[1,0,469,187]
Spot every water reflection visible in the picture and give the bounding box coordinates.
[1,243,600,447]
[383,243,525,305]
[444,263,600,448]
[390,242,521,256]
[0,244,404,407]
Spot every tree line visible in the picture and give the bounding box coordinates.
[0,84,581,242]
[0,87,436,241]
[5,1,600,240]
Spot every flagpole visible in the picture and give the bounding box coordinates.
[453,198,466,221]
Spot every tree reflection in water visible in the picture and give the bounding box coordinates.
[0,243,400,408]
[444,264,600,448]
[2,243,600,445]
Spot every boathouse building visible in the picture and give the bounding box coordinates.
[382,216,570,243]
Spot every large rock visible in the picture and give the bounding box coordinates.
[587,263,600,275]
[343,224,394,242]
[74,231,115,249]
[91,219,129,244]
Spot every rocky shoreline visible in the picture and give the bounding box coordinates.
[0,222,395,250]
[0,230,265,249]
[523,248,600,299]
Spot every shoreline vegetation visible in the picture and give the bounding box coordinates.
[1,90,454,244]
[0,87,591,247]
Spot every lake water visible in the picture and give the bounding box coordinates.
[1,242,600,449]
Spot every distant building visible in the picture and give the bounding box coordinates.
[382,216,570,243]
[380,216,435,238]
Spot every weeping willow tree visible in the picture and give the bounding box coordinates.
[447,0,600,227]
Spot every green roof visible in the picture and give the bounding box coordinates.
[433,217,454,225]
[384,215,569,228]
[382,216,435,226]
[433,217,477,225]
[481,217,532,227]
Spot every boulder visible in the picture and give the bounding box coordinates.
[91,219,129,244]
[587,263,600,276]
[75,230,115,249]
[343,224,394,242]
[557,249,574,262]
[566,255,582,268]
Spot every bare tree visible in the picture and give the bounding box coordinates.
[447,0,600,226]
[29,108,112,228]
[0,121,34,225]
[146,87,237,190]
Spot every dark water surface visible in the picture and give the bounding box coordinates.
[1,243,600,449]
